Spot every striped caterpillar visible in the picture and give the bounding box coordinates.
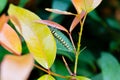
[51,29,71,51]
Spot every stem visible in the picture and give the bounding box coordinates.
[68,33,76,54]
[62,56,73,75]
[34,64,68,79]
[74,13,87,75]
[77,13,87,53]
[74,53,79,75]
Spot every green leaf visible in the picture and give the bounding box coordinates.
[8,4,56,69]
[92,74,103,80]
[79,50,95,68]
[51,58,69,80]
[37,75,55,80]
[50,28,74,61]
[70,76,91,80]
[0,0,7,14]
[0,46,10,62]
[88,10,102,22]
[18,0,29,7]
[106,18,120,31]
[98,52,120,80]
[77,50,96,77]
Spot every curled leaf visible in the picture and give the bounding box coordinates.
[0,15,22,55]
[45,8,75,15]
[8,4,56,69]
[72,0,102,13]
[69,11,86,32]
[1,54,34,80]
[37,75,55,80]
[37,20,68,33]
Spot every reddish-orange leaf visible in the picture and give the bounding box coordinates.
[72,0,102,13]
[69,11,86,32]
[45,8,75,15]
[0,14,9,30]
[1,54,34,80]
[37,20,68,33]
[0,23,22,55]
[71,0,83,14]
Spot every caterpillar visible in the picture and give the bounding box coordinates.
[51,29,71,51]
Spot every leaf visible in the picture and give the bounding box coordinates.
[0,0,7,14]
[98,52,120,80]
[0,23,22,55]
[0,15,22,55]
[71,0,83,14]
[69,11,86,32]
[50,28,74,61]
[18,0,29,7]
[71,0,102,13]
[0,46,10,62]
[93,0,102,10]
[1,54,34,80]
[37,20,68,33]
[8,4,56,69]
[37,75,55,80]
[49,0,71,19]
[0,14,9,30]
[70,76,91,80]
[92,74,103,80]
[45,8,75,15]
[106,18,120,31]
[78,50,96,71]
[51,58,69,78]
[88,10,102,22]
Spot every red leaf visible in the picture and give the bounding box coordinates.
[1,54,34,80]
[69,11,86,32]
[37,20,68,33]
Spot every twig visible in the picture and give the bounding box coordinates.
[34,64,68,79]
[62,56,73,75]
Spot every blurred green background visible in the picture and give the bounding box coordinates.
[0,0,120,80]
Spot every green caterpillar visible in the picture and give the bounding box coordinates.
[51,30,71,51]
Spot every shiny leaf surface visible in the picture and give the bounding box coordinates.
[8,4,56,69]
